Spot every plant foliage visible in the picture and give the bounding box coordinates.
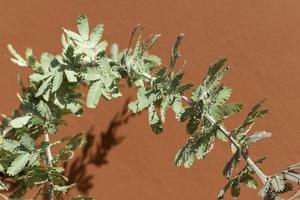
[0,15,298,200]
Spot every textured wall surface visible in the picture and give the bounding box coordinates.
[0,1,300,199]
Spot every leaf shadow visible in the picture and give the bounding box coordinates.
[63,99,134,194]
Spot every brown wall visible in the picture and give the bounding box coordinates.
[0,0,300,199]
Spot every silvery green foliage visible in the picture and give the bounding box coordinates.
[128,33,192,134]
[1,15,299,200]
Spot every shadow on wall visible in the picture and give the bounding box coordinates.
[64,99,134,194]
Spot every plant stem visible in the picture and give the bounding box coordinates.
[44,132,53,200]
[44,132,53,167]
[181,96,269,185]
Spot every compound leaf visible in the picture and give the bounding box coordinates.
[7,153,30,175]
[10,115,32,129]
[7,44,27,67]
[52,70,64,92]
[87,81,102,108]
[76,15,89,41]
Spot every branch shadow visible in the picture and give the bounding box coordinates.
[63,99,134,194]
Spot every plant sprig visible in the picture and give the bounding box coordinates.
[0,15,298,200]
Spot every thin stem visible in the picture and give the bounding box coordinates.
[44,132,53,200]
[245,156,268,184]
[32,183,46,200]
[44,132,53,167]
[181,95,269,185]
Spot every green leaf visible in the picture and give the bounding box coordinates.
[170,33,184,70]
[207,66,229,93]
[128,87,155,113]
[63,29,83,42]
[9,115,32,128]
[66,102,82,115]
[40,52,54,65]
[52,70,64,92]
[206,58,227,81]
[218,103,242,117]
[232,99,268,138]
[186,118,199,135]
[1,139,20,153]
[64,70,78,82]
[81,68,102,81]
[87,81,102,108]
[231,180,240,197]
[215,86,232,105]
[194,123,218,160]
[53,184,75,194]
[145,33,161,50]
[28,151,40,166]
[29,73,51,82]
[7,153,31,175]
[89,24,104,47]
[36,100,52,119]
[174,142,195,168]
[145,54,161,67]
[43,89,51,101]
[110,43,119,61]
[35,75,53,97]
[7,44,27,67]
[148,104,163,134]
[40,53,58,70]
[160,97,170,123]
[177,83,193,94]
[56,133,86,162]
[95,41,108,52]
[20,134,35,151]
[76,15,89,40]
[172,97,185,120]
[255,157,268,164]
[168,73,184,94]
[223,150,241,179]
[179,108,193,122]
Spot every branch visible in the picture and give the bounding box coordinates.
[44,131,53,200]
[141,70,269,185]
[44,132,53,167]
[181,96,269,185]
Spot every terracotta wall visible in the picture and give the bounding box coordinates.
[0,1,299,199]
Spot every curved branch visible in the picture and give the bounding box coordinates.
[181,95,269,185]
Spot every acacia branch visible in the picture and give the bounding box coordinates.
[181,96,269,185]
[142,71,269,184]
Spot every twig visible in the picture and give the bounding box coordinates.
[181,95,269,185]
[32,183,46,200]
[44,132,53,200]
[44,132,53,167]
